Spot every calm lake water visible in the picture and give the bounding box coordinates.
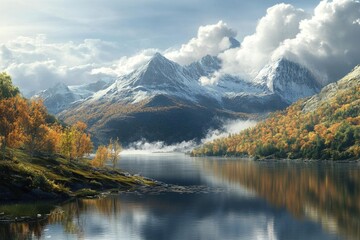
[1,153,359,240]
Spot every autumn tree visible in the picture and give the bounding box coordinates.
[71,121,93,160]
[22,99,48,156]
[60,121,93,161]
[0,96,27,159]
[43,124,63,154]
[92,145,109,167]
[108,138,122,169]
[192,84,360,160]
[60,127,74,161]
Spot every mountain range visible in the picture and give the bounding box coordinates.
[191,64,360,159]
[33,52,324,145]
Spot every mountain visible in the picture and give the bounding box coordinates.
[59,53,249,145]
[192,65,360,160]
[32,80,111,114]
[185,55,221,79]
[254,58,321,103]
[35,52,328,145]
[32,82,79,114]
[89,53,210,104]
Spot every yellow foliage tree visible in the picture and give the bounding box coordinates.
[72,121,93,160]
[92,145,109,167]
[60,127,74,161]
[60,121,93,161]
[108,138,122,169]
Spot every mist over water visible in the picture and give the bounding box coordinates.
[122,119,257,154]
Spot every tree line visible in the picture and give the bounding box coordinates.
[192,84,360,160]
[0,72,122,166]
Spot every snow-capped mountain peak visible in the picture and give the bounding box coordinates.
[36,53,324,116]
[32,82,78,114]
[33,79,112,114]
[133,52,192,87]
[185,55,221,79]
[255,58,321,103]
[89,53,207,104]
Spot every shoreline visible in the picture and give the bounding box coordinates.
[191,154,360,163]
[0,150,155,203]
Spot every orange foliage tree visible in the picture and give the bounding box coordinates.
[92,145,109,167]
[22,99,48,156]
[0,96,27,159]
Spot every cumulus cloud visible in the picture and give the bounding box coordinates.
[3,22,236,94]
[165,21,237,65]
[213,0,360,85]
[199,71,223,86]
[3,1,359,94]
[94,21,238,83]
[272,0,360,83]
[92,48,159,76]
[218,3,308,80]
[0,35,120,94]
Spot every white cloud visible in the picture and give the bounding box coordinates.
[165,21,237,65]
[0,35,120,94]
[93,21,238,82]
[92,48,159,76]
[122,119,257,153]
[201,119,257,143]
[213,0,360,85]
[272,0,360,83]
[2,0,359,95]
[199,71,222,86]
[219,3,308,80]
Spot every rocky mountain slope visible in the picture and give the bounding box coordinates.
[32,80,111,114]
[35,53,329,145]
[192,65,360,160]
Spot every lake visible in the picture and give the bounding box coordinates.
[1,153,359,240]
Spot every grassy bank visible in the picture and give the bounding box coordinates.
[0,149,154,201]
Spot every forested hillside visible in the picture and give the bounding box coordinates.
[0,74,93,161]
[0,73,152,201]
[192,66,360,160]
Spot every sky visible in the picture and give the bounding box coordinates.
[0,0,359,94]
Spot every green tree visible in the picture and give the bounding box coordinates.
[0,72,19,99]
[61,127,74,161]
[108,138,122,169]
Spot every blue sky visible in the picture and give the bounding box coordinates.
[0,0,319,56]
[1,0,359,94]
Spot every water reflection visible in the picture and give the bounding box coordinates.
[1,193,342,240]
[1,155,358,240]
[200,158,360,240]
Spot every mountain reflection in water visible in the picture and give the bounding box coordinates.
[0,154,359,240]
[200,159,360,240]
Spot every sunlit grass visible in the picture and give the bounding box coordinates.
[0,148,153,201]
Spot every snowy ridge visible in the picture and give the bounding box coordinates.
[89,53,207,103]
[255,58,321,103]
[33,79,113,114]
[32,82,80,114]
[35,53,323,114]
[185,55,221,79]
